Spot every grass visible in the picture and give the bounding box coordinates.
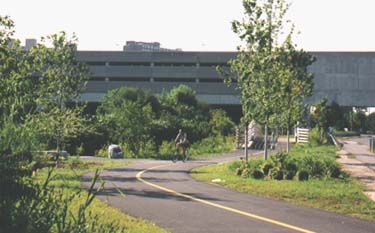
[191,146,375,222]
[36,157,168,233]
[157,136,236,160]
[347,153,357,159]
[188,136,236,159]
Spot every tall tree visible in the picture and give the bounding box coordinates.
[227,0,292,159]
[0,16,38,122]
[31,32,90,156]
[275,38,315,152]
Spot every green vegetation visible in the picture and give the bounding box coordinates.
[311,99,374,134]
[33,158,167,233]
[191,145,375,221]
[94,85,236,159]
[0,15,171,232]
[233,145,341,181]
[221,0,315,158]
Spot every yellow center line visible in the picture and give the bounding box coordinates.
[136,164,315,233]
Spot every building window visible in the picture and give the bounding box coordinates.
[154,78,196,82]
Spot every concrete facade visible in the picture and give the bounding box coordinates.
[76,51,375,107]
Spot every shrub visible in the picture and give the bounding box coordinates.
[261,160,274,176]
[228,161,242,172]
[269,167,284,180]
[76,144,84,157]
[236,167,243,176]
[189,136,235,157]
[252,169,264,179]
[241,168,251,178]
[326,163,341,178]
[248,158,265,172]
[95,147,108,158]
[298,170,309,181]
[157,140,175,160]
[235,160,247,176]
[308,127,327,146]
[284,170,296,180]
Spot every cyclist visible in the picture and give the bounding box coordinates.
[174,129,189,162]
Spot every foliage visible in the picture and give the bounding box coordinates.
[95,147,108,158]
[221,0,314,158]
[273,39,315,152]
[0,166,126,232]
[0,15,116,232]
[98,89,155,157]
[157,140,176,160]
[234,144,341,181]
[188,136,235,158]
[192,158,375,221]
[158,84,211,142]
[308,127,327,146]
[33,159,167,233]
[97,85,234,158]
[30,106,95,156]
[31,32,89,107]
[209,109,235,136]
[0,18,39,122]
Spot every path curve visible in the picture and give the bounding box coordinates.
[82,151,375,233]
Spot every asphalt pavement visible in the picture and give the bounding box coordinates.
[82,150,375,233]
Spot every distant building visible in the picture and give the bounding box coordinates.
[123,41,182,52]
[76,50,375,108]
[25,39,37,50]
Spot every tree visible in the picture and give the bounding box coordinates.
[31,32,90,156]
[98,87,156,157]
[0,17,39,122]
[226,0,293,159]
[32,32,89,107]
[209,109,235,136]
[274,38,315,152]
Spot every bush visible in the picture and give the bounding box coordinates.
[95,147,108,158]
[284,170,296,180]
[157,140,175,160]
[228,161,242,172]
[188,136,235,157]
[0,167,123,232]
[298,170,309,181]
[241,168,251,178]
[252,169,264,179]
[269,167,283,180]
[235,160,247,176]
[308,127,328,146]
[326,163,341,178]
[248,158,265,173]
[261,161,274,176]
[233,145,342,182]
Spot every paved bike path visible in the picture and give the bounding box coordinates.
[82,151,375,233]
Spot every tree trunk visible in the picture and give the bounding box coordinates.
[264,124,268,160]
[244,124,248,163]
[286,128,290,153]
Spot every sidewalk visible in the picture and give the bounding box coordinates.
[337,136,375,201]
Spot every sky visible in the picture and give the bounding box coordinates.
[2,0,375,51]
